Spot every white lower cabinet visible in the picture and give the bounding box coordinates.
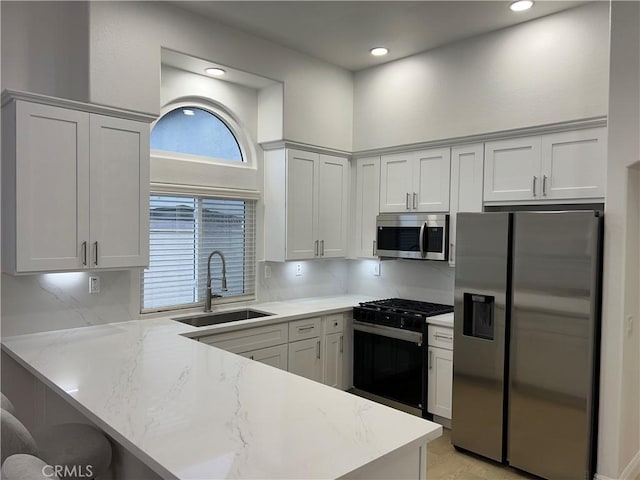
[240,344,288,370]
[288,337,323,382]
[427,325,454,420]
[197,312,349,386]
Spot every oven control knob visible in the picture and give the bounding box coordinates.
[400,318,405,328]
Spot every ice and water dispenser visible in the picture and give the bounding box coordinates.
[463,293,495,340]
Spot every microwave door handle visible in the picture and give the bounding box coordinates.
[419,221,426,259]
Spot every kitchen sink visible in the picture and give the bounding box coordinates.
[173,309,274,327]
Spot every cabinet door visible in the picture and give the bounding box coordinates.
[484,137,541,202]
[323,332,344,389]
[414,148,451,212]
[540,128,606,200]
[286,149,319,260]
[288,337,322,382]
[241,344,288,371]
[449,144,484,266]
[379,152,414,212]
[14,101,90,272]
[89,114,149,268]
[427,346,453,419]
[318,155,349,258]
[354,157,380,258]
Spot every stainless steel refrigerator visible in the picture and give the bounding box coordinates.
[451,211,602,480]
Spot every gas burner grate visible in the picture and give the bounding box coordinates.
[359,298,453,316]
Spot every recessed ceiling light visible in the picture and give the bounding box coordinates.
[182,109,195,116]
[510,0,533,12]
[205,67,226,76]
[370,47,389,57]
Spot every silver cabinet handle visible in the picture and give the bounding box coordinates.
[298,325,315,332]
[450,243,454,262]
[406,192,411,209]
[413,192,417,209]
[428,349,433,370]
[93,241,99,266]
[435,333,453,341]
[372,240,377,256]
[320,240,324,256]
[542,175,548,196]
[316,340,321,359]
[339,335,344,353]
[81,241,87,266]
[314,240,319,256]
[532,176,538,196]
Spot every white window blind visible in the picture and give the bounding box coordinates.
[142,194,256,312]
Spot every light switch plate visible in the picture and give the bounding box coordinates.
[295,263,302,276]
[264,265,272,279]
[373,262,381,276]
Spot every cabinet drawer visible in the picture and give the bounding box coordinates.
[428,325,454,350]
[198,323,288,354]
[289,317,322,342]
[323,314,344,335]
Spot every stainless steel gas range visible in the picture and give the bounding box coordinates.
[352,298,453,417]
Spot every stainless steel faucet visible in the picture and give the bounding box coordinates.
[205,250,228,312]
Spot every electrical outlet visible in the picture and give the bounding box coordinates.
[296,263,302,276]
[89,275,100,294]
[264,265,272,279]
[625,315,634,337]
[373,262,381,276]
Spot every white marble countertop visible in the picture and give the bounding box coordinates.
[426,312,454,328]
[2,295,442,479]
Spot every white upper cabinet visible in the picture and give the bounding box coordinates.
[484,137,542,202]
[2,93,152,274]
[354,156,380,258]
[414,148,451,212]
[265,148,349,261]
[318,154,349,258]
[380,148,450,213]
[540,128,607,200]
[89,114,149,269]
[286,149,319,260]
[484,127,606,203]
[449,144,484,267]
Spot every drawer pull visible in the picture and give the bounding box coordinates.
[428,350,433,370]
[316,340,321,359]
[339,335,343,353]
[435,333,453,341]
[298,325,315,332]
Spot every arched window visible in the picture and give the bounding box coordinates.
[150,106,243,162]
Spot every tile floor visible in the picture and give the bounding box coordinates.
[427,429,537,480]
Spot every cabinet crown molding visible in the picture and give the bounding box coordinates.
[1,89,157,123]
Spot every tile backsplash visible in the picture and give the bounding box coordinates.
[1,259,454,336]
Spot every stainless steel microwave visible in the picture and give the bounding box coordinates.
[376,213,449,261]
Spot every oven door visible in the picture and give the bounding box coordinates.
[353,321,425,411]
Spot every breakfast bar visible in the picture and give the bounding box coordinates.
[1,299,442,479]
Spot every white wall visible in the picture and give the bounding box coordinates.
[0,1,89,101]
[598,2,640,478]
[352,2,610,152]
[88,1,353,152]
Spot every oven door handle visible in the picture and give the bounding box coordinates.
[419,221,426,259]
[353,321,423,346]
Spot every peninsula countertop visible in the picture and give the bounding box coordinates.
[2,295,443,479]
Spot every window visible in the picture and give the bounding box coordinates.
[150,107,243,161]
[141,194,256,312]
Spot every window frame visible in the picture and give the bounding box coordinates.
[141,191,257,315]
[150,99,256,170]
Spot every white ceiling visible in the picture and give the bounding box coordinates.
[172,1,590,72]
